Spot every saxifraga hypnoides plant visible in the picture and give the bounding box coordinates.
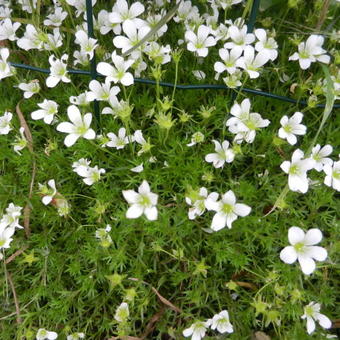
[0,0,339,339]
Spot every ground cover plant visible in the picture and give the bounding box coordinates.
[0,0,339,339]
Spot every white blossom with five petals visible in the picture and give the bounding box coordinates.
[56,105,96,147]
[280,227,327,275]
[122,180,158,221]
[205,190,251,231]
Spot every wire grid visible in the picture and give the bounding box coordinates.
[8,0,340,124]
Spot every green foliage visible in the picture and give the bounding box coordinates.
[0,1,339,340]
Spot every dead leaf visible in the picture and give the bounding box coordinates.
[331,319,340,328]
[290,83,298,94]
[252,331,271,340]
[107,337,142,340]
[16,102,36,237]
[16,101,33,152]
[234,281,258,291]
[141,308,165,339]
[128,278,182,313]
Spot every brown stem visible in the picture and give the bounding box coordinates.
[4,246,29,265]
[316,0,330,30]
[7,272,22,324]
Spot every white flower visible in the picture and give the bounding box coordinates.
[12,127,28,154]
[109,0,144,26]
[323,160,340,191]
[97,9,121,35]
[183,320,212,340]
[144,42,171,65]
[31,100,58,125]
[75,164,105,186]
[17,24,45,51]
[289,35,330,70]
[36,328,58,340]
[69,92,91,107]
[310,144,333,172]
[145,13,168,38]
[87,79,120,102]
[226,98,270,144]
[0,111,13,135]
[224,25,255,51]
[39,179,57,205]
[97,51,134,86]
[185,187,214,220]
[0,203,23,230]
[44,7,68,27]
[130,163,144,173]
[122,180,158,221]
[254,28,278,61]
[222,70,242,88]
[66,332,85,340]
[192,70,206,80]
[75,30,98,60]
[187,132,204,147]
[0,225,15,250]
[95,224,112,247]
[278,112,306,145]
[211,310,233,334]
[46,54,71,88]
[134,130,152,156]
[236,46,269,79]
[66,0,97,17]
[114,302,130,323]
[113,19,150,54]
[212,0,242,9]
[205,190,251,231]
[214,47,242,78]
[0,48,14,80]
[56,105,96,147]
[73,50,90,67]
[280,227,327,275]
[44,28,63,51]
[0,18,21,41]
[280,149,314,193]
[18,80,40,99]
[106,127,133,149]
[205,140,235,168]
[174,1,199,23]
[185,25,216,57]
[72,158,91,176]
[301,302,332,334]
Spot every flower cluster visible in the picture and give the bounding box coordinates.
[72,158,105,185]
[0,203,23,258]
[185,188,251,232]
[183,310,233,340]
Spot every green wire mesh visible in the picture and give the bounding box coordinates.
[8,0,340,124]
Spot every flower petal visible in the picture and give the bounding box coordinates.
[304,246,327,261]
[306,316,316,334]
[298,255,316,275]
[126,204,143,219]
[234,203,251,217]
[316,313,332,329]
[122,190,139,204]
[288,226,305,245]
[280,246,297,264]
[304,228,322,245]
[211,212,227,231]
[144,206,158,221]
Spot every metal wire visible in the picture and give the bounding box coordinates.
[8,0,340,115]
[85,0,100,124]
[10,62,339,109]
